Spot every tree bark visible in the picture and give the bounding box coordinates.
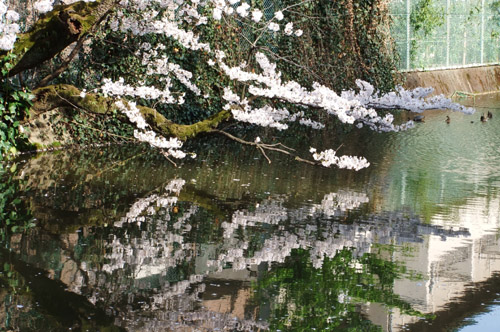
[1,0,117,77]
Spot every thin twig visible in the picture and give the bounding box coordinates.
[53,90,95,117]
[161,151,178,167]
[211,129,319,166]
[266,49,323,82]
[270,142,295,151]
[257,145,272,164]
[294,156,317,165]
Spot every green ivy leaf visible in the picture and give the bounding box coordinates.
[9,163,17,173]
[8,102,21,114]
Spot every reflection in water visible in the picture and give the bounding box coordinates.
[0,95,500,331]
[2,187,425,331]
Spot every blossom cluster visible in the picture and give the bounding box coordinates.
[217,52,473,135]
[134,130,186,158]
[102,77,180,104]
[110,5,210,51]
[342,79,475,115]
[33,0,54,13]
[231,105,290,130]
[0,1,20,51]
[165,62,201,96]
[211,0,303,36]
[299,118,325,129]
[309,147,370,171]
[33,0,96,14]
[115,100,187,159]
[115,100,148,129]
[223,86,325,130]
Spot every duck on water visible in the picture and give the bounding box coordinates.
[413,115,425,122]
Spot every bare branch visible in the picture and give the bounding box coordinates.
[257,145,272,164]
[160,151,178,168]
[211,129,318,166]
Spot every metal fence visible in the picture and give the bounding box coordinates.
[390,0,500,71]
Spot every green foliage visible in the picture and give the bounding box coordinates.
[50,107,135,146]
[61,6,241,126]
[410,0,445,37]
[409,0,445,63]
[0,164,35,244]
[276,0,400,93]
[0,54,33,159]
[60,0,400,131]
[490,1,500,37]
[253,248,429,331]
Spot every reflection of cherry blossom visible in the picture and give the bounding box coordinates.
[32,183,473,331]
[312,191,370,217]
[114,178,185,226]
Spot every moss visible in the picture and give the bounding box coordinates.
[138,104,231,140]
[32,84,117,116]
[29,141,62,151]
[1,0,108,77]
[32,142,44,150]
[31,84,232,142]
[80,94,116,115]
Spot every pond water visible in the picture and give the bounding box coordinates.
[1,94,500,331]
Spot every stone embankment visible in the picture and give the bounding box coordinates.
[404,65,500,97]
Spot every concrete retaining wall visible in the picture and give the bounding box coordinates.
[403,65,500,97]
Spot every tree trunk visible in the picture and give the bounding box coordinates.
[1,0,116,78]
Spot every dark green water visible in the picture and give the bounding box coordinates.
[1,95,500,331]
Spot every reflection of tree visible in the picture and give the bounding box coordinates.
[72,188,434,330]
[0,249,124,332]
[0,165,34,240]
[253,248,426,331]
[1,160,473,331]
[16,146,172,232]
[214,191,468,271]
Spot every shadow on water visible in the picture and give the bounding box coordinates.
[0,164,125,331]
[404,273,500,332]
[0,249,125,332]
[0,94,500,331]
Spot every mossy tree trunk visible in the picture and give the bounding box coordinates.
[2,0,117,77]
[32,84,231,141]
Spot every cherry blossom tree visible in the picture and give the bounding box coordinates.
[0,0,474,169]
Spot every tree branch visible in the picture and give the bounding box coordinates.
[1,0,117,78]
[210,129,318,166]
[31,84,232,141]
[37,32,86,86]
